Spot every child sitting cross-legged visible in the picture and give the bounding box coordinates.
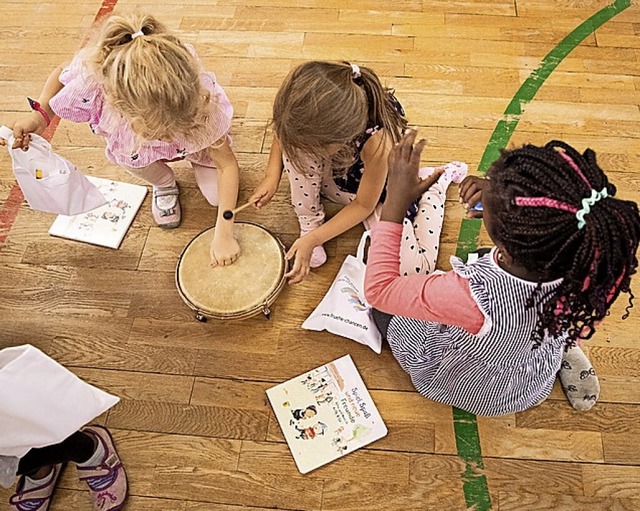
[365,131,640,415]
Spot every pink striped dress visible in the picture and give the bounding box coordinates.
[49,45,233,169]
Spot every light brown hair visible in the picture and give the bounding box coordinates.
[273,61,407,173]
[84,13,212,146]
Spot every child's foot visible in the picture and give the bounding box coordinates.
[442,161,468,184]
[152,183,181,229]
[10,463,65,511]
[419,161,468,185]
[310,245,327,268]
[558,346,600,411]
[77,426,128,511]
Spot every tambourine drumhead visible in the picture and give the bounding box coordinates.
[176,222,286,320]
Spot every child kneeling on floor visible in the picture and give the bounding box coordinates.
[2,12,241,266]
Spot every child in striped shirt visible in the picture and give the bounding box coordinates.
[2,13,240,267]
[365,131,640,416]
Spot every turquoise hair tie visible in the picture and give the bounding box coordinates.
[576,187,608,229]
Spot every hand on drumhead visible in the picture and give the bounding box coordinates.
[210,234,240,267]
[284,236,314,284]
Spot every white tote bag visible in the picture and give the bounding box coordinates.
[0,125,107,215]
[302,231,382,353]
[0,345,119,458]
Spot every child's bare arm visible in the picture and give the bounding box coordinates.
[208,137,241,267]
[249,135,284,209]
[285,131,390,284]
[1,63,67,150]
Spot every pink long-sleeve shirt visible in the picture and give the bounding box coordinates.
[364,221,485,334]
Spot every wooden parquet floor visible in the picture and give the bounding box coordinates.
[1,1,640,510]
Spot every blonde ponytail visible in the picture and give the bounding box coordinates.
[84,13,212,146]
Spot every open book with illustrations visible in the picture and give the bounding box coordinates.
[48,176,147,249]
[266,354,387,474]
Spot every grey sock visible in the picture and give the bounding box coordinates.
[23,466,55,491]
[558,345,600,411]
[76,433,105,468]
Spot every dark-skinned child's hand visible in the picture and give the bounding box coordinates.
[381,130,444,223]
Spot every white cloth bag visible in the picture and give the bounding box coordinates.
[302,231,382,353]
[0,125,107,215]
[0,345,119,458]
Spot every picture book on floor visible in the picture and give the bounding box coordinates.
[48,176,147,249]
[266,354,387,474]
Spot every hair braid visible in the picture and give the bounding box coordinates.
[488,141,640,346]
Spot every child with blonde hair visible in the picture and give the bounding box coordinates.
[250,61,467,283]
[2,13,240,266]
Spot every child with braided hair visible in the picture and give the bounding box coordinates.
[365,131,640,415]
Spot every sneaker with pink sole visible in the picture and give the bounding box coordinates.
[77,426,128,511]
[9,463,66,511]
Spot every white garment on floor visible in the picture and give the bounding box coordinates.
[0,345,119,458]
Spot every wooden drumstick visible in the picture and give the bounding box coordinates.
[222,199,256,220]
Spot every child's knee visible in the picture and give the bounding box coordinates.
[399,248,436,276]
[124,162,175,189]
[200,186,219,207]
[193,165,219,206]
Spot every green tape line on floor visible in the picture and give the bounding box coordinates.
[452,2,631,509]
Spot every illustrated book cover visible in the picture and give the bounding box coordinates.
[266,354,387,474]
[48,176,147,249]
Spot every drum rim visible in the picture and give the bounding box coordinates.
[175,221,287,320]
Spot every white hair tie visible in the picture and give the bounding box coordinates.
[131,30,145,39]
[350,63,361,79]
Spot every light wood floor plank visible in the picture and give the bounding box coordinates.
[1,1,640,509]
[497,492,640,511]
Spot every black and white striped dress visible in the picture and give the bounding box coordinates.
[386,248,566,416]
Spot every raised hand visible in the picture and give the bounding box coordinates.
[381,130,444,223]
